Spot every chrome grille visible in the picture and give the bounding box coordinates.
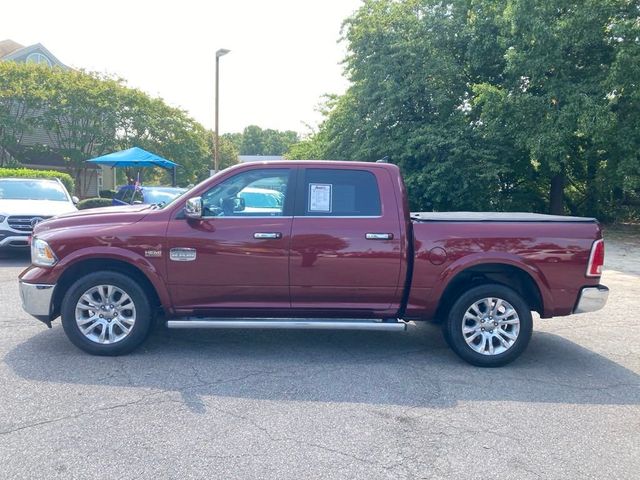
[7,216,51,232]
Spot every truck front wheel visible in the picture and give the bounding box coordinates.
[444,284,532,367]
[61,271,152,355]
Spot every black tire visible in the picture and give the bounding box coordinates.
[444,284,532,367]
[61,271,152,355]
[441,317,454,348]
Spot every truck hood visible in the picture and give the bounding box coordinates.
[34,204,152,234]
[0,199,77,217]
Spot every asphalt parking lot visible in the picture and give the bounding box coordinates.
[0,245,638,479]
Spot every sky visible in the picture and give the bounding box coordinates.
[1,0,362,135]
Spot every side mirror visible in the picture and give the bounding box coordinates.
[185,196,203,219]
[71,196,79,205]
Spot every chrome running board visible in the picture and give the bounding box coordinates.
[166,319,407,332]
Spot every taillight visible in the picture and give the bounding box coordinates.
[586,239,605,277]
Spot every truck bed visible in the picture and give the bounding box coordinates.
[411,212,597,223]
[406,214,602,320]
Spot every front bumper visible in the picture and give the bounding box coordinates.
[19,281,55,327]
[573,285,609,314]
[0,231,30,248]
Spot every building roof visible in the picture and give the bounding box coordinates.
[0,39,68,68]
[0,39,24,58]
[238,155,285,163]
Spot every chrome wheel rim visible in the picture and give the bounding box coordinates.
[75,285,136,344]
[462,297,520,356]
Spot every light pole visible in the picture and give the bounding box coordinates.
[213,48,230,175]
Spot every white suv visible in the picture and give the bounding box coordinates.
[0,178,78,250]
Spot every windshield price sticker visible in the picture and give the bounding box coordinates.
[309,183,332,212]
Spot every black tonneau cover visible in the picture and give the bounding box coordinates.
[411,212,597,223]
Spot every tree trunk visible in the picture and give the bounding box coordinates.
[549,173,565,215]
[585,154,598,217]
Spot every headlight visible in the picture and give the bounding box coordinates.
[31,238,58,267]
[0,215,6,223]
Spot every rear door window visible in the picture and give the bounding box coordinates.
[299,169,381,216]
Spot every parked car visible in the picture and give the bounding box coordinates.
[112,185,186,206]
[0,178,77,250]
[19,161,608,366]
[238,186,284,214]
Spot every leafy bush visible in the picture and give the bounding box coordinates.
[99,189,117,199]
[77,198,112,210]
[0,167,75,193]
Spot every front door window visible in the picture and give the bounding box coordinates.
[201,169,289,217]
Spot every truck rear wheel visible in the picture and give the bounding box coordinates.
[61,271,152,355]
[444,284,532,367]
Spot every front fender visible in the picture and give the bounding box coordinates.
[20,246,173,316]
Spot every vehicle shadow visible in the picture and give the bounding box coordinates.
[5,321,639,413]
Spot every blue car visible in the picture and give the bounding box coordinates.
[112,185,186,206]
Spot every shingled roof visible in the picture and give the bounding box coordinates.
[0,39,68,68]
[0,39,25,59]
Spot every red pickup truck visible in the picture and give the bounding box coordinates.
[19,161,608,366]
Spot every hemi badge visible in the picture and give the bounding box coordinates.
[170,248,197,262]
[145,250,162,258]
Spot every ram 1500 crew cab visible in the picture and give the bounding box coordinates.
[19,161,608,366]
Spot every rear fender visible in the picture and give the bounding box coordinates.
[434,252,554,317]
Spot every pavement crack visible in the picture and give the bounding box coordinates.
[0,389,173,437]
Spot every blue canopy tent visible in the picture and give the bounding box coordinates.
[86,147,180,187]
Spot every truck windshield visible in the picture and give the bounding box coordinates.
[144,188,187,205]
[0,180,68,201]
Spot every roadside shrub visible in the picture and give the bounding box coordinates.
[99,189,117,199]
[0,167,75,193]
[77,198,112,210]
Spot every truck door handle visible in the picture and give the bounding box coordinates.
[366,233,394,240]
[254,232,282,239]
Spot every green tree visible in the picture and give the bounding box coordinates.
[37,69,125,194]
[473,0,632,216]
[116,90,218,186]
[0,62,227,192]
[224,125,299,155]
[287,0,639,219]
[603,3,640,216]
[289,0,521,211]
[222,131,243,153]
[0,62,48,166]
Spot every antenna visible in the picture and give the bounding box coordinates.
[376,156,389,163]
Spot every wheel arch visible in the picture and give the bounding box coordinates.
[52,258,165,320]
[434,262,546,321]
